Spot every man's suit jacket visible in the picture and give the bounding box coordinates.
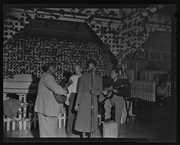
[34,72,66,117]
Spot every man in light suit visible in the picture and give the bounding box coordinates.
[34,63,67,137]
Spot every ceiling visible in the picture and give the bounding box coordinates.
[18,18,99,42]
[14,5,173,44]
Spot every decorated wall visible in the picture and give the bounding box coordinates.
[4,6,172,57]
[3,36,113,82]
[3,5,174,79]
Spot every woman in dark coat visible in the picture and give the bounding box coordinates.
[74,59,102,138]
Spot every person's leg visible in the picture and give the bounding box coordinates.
[104,99,112,120]
[161,97,166,105]
[111,96,124,135]
[156,95,162,106]
[93,98,101,138]
[47,116,59,137]
[82,132,88,138]
[37,112,43,137]
[66,93,76,136]
[37,113,58,137]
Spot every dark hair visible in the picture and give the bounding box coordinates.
[63,71,72,79]
[111,67,119,74]
[42,63,54,72]
[86,59,97,67]
[74,63,82,68]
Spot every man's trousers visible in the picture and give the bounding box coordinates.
[66,93,77,136]
[37,112,58,137]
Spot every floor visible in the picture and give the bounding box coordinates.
[3,103,176,143]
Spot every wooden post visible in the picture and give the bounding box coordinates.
[23,120,26,130]
[19,120,22,130]
[63,111,66,127]
[58,113,62,128]
[152,82,156,102]
[12,120,15,130]
[7,118,10,131]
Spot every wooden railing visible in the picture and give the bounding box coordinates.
[130,80,171,102]
[130,81,156,102]
[3,74,38,130]
[128,70,168,82]
[3,74,67,130]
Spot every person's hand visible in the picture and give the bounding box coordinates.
[103,90,108,95]
[90,89,97,95]
[74,104,79,111]
[113,89,118,93]
[65,100,69,106]
[64,89,68,96]
[90,88,93,94]
[61,107,66,114]
[108,86,113,91]
[106,91,113,98]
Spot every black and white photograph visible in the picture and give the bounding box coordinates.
[3,4,177,142]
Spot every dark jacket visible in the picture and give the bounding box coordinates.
[108,78,131,98]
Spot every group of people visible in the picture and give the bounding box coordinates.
[34,59,130,138]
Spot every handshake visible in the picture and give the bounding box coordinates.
[74,104,79,111]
